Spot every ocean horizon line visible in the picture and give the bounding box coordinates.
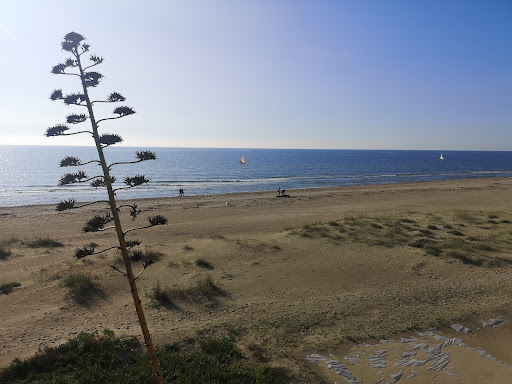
[1,144,510,152]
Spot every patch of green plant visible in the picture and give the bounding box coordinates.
[0,330,279,383]
[425,245,443,256]
[0,282,21,295]
[25,237,64,248]
[418,229,434,236]
[149,276,226,308]
[294,212,512,268]
[446,251,483,266]
[0,245,11,259]
[440,238,476,252]
[39,269,64,282]
[252,311,338,348]
[486,257,512,268]
[408,238,433,249]
[60,272,102,304]
[195,258,214,270]
[454,210,482,224]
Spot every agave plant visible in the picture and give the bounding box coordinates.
[46,32,165,384]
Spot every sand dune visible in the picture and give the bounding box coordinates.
[1,178,511,382]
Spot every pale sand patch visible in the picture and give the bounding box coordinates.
[1,177,512,382]
[307,314,512,383]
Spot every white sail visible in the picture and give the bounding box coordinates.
[440,153,444,160]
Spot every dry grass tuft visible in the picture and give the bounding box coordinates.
[0,282,21,295]
[60,272,102,304]
[149,276,226,308]
[293,211,512,267]
[25,238,64,248]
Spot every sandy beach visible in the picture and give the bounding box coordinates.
[1,177,512,383]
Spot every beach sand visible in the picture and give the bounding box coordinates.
[1,178,512,383]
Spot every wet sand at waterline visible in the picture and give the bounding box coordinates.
[1,178,512,382]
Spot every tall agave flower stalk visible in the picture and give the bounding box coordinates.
[46,32,165,384]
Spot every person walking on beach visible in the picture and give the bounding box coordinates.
[179,188,184,196]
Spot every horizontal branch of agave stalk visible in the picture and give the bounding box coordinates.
[82,214,167,233]
[56,198,109,211]
[45,124,92,137]
[48,32,165,383]
[90,176,117,188]
[60,156,101,167]
[73,239,142,260]
[58,151,156,171]
[58,172,108,186]
[91,92,126,105]
[108,151,157,169]
[56,200,140,221]
[123,215,168,235]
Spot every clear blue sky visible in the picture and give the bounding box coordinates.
[1,0,511,150]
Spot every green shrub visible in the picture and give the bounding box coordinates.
[60,272,99,303]
[0,282,21,295]
[195,259,214,270]
[149,277,225,308]
[0,331,278,383]
[0,246,11,259]
[446,251,483,266]
[25,238,64,248]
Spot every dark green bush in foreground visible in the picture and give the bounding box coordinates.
[0,330,278,384]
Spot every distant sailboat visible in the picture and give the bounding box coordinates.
[240,157,246,164]
[440,153,444,161]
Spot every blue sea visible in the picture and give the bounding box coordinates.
[1,146,512,207]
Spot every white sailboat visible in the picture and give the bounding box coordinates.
[440,153,444,161]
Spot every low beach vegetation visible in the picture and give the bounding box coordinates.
[0,281,21,295]
[454,210,483,224]
[24,237,64,248]
[38,266,65,282]
[0,330,279,384]
[293,211,512,267]
[149,276,226,308]
[195,258,214,269]
[0,245,11,259]
[60,271,102,304]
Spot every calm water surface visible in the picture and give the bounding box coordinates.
[1,146,512,207]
